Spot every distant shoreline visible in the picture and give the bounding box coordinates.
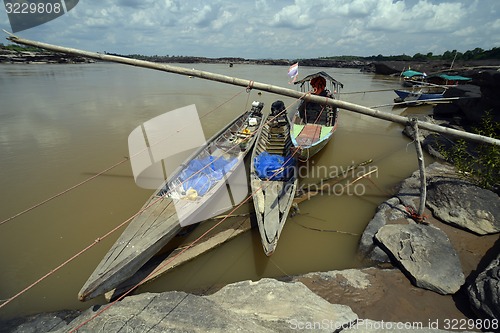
[2,47,500,77]
[0,47,366,67]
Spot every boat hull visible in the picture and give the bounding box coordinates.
[79,102,264,301]
[251,105,297,256]
[291,122,335,160]
[290,71,342,159]
[394,87,445,105]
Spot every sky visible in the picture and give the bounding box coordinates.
[1,0,499,59]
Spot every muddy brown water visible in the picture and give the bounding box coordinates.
[0,63,432,319]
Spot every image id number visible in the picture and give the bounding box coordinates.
[443,318,498,331]
[5,2,62,15]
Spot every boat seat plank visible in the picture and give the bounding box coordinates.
[263,181,280,242]
[278,183,294,214]
[252,178,265,214]
[119,197,177,242]
[296,124,322,146]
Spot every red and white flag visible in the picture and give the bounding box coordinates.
[288,62,298,83]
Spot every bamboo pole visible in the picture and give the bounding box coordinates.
[5,34,500,147]
[410,119,427,223]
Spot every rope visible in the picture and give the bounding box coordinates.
[69,96,305,330]
[0,87,253,308]
[0,89,249,227]
[69,128,299,332]
[0,157,130,226]
[1,88,306,328]
[0,194,164,310]
[293,217,359,236]
[246,80,254,93]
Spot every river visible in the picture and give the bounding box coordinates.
[0,63,431,320]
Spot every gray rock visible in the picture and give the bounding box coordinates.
[0,311,79,333]
[426,179,500,235]
[207,278,358,332]
[300,269,372,290]
[55,291,260,333]
[46,279,357,333]
[467,250,500,320]
[397,162,458,210]
[396,170,423,210]
[374,224,465,294]
[359,197,407,263]
[3,271,488,333]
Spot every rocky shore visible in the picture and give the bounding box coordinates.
[1,50,499,333]
[2,160,498,332]
[0,48,93,64]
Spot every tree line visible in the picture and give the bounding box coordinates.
[2,43,499,61]
[323,47,500,62]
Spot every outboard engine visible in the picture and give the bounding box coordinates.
[270,100,285,116]
[250,101,264,116]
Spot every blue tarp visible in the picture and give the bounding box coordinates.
[179,155,237,196]
[254,152,295,181]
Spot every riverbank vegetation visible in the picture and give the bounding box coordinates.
[322,47,500,62]
[2,43,499,62]
[439,112,500,192]
[0,43,43,53]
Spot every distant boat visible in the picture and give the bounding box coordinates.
[290,71,343,160]
[251,100,297,256]
[425,73,471,86]
[394,86,446,106]
[400,70,427,87]
[78,101,264,301]
[401,70,471,87]
[394,72,471,106]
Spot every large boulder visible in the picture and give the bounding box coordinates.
[40,279,357,333]
[375,224,465,294]
[467,250,500,320]
[426,179,500,235]
[358,163,458,264]
[358,197,407,263]
[207,278,358,332]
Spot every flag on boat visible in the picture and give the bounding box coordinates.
[288,62,299,83]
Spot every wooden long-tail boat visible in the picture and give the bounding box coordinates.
[78,101,264,301]
[250,100,298,256]
[291,71,343,160]
[393,86,446,105]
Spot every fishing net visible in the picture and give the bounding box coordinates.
[179,155,237,197]
[254,152,295,181]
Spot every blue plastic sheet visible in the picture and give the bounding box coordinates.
[254,152,295,180]
[179,155,237,196]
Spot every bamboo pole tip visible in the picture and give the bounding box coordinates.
[2,29,16,37]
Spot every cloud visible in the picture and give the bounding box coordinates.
[270,2,314,29]
[0,0,498,58]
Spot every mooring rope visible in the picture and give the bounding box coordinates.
[68,113,305,331]
[0,157,129,227]
[0,87,310,315]
[0,87,252,307]
[68,95,310,330]
[0,89,249,227]
[0,194,163,310]
[1,90,310,328]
